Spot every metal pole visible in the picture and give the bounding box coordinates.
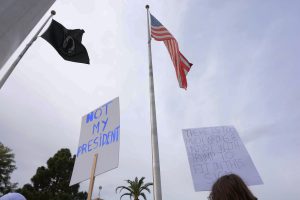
[98,186,102,199]
[0,10,56,90]
[145,5,162,200]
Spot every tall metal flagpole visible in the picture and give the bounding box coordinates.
[145,5,163,200]
[0,10,56,90]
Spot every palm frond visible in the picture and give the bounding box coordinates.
[120,192,132,200]
[139,177,145,183]
[116,177,153,200]
[139,186,151,193]
[139,182,153,194]
[143,182,153,187]
[140,192,147,200]
[116,186,133,194]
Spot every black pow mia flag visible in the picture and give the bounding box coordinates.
[41,20,90,64]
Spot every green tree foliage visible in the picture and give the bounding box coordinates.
[0,142,17,195]
[116,177,153,200]
[18,148,87,200]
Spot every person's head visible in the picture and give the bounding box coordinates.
[208,174,257,200]
[0,193,26,200]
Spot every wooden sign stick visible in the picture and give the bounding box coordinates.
[87,153,98,200]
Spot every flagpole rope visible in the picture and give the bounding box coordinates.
[0,10,56,90]
[146,5,163,200]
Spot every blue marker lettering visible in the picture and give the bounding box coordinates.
[102,134,108,145]
[102,101,112,115]
[86,112,94,123]
[93,136,99,149]
[88,139,93,152]
[93,121,100,134]
[94,108,102,119]
[82,144,87,154]
[76,146,82,157]
[108,131,113,144]
[102,117,108,131]
[114,126,120,141]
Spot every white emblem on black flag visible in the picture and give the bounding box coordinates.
[41,20,90,64]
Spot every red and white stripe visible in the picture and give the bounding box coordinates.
[151,24,192,89]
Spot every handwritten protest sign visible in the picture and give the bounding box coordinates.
[182,126,263,191]
[70,97,120,185]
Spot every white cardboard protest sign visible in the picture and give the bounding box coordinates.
[182,126,263,191]
[70,97,120,185]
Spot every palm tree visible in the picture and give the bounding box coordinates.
[115,177,153,200]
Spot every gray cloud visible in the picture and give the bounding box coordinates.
[1,0,300,200]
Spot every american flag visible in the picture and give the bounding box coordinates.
[150,14,193,89]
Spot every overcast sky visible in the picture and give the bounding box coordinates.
[1,0,300,199]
